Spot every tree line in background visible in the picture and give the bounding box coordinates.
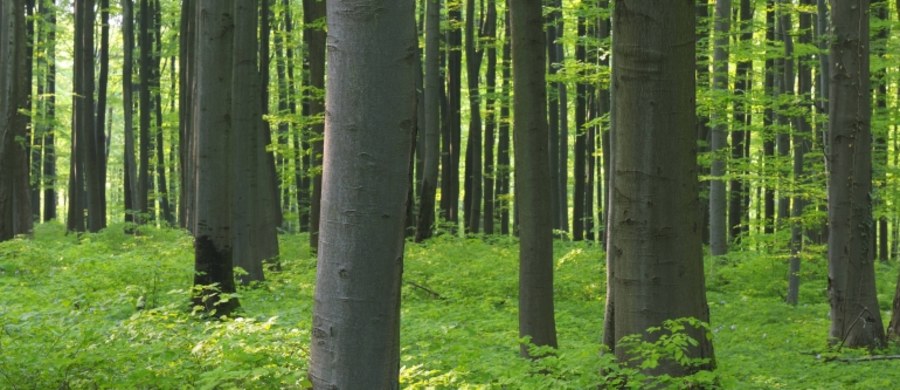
[3,0,900,384]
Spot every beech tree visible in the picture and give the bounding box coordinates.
[308,0,416,386]
[415,0,441,242]
[0,0,33,241]
[510,0,557,357]
[604,0,715,375]
[826,0,884,348]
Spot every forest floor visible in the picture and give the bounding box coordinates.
[2,223,900,388]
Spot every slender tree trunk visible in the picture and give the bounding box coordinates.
[573,10,587,241]
[152,1,173,225]
[137,0,151,221]
[303,0,325,251]
[415,0,441,241]
[482,0,497,235]
[178,0,196,230]
[826,0,884,349]
[308,0,416,386]
[123,0,138,225]
[872,0,889,261]
[709,0,730,256]
[696,0,712,244]
[605,0,715,375]
[763,0,776,235]
[463,0,483,234]
[96,0,109,207]
[786,0,809,306]
[546,0,562,233]
[730,0,752,242]
[40,0,56,222]
[441,0,462,227]
[510,0,558,357]
[496,4,511,235]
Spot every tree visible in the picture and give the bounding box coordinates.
[826,0,884,348]
[441,0,462,227]
[510,0,557,357]
[709,0,730,256]
[604,0,715,375]
[303,0,325,251]
[307,0,416,386]
[415,0,441,242]
[39,0,57,223]
[0,0,33,241]
[137,0,151,222]
[123,0,139,225]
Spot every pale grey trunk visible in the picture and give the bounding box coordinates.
[606,0,715,375]
[308,0,417,387]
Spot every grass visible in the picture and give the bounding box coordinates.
[1,223,900,388]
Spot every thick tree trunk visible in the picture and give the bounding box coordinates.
[0,0,33,241]
[510,0,558,357]
[826,0,884,349]
[190,0,239,316]
[605,0,715,375]
[308,0,416,386]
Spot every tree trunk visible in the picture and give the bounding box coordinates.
[40,0,56,223]
[573,9,587,241]
[762,0,776,235]
[482,0,497,235]
[463,0,483,234]
[152,1,173,225]
[441,0,462,227]
[123,0,139,225]
[709,0,730,256]
[303,0,325,251]
[137,0,151,222]
[605,0,715,375]
[415,0,441,242]
[308,0,416,386]
[730,0,752,242]
[190,0,239,316]
[496,3,510,235]
[0,0,33,241]
[96,0,109,208]
[826,0,884,349]
[510,0,558,357]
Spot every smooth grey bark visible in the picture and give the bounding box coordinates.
[826,0,884,349]
[709,0,729,256]
[415,0,441,242]
[190,0,239,316]
[0,0,33,241]
[308,0,416,387]
[510,0,558,357]
[230,0,279,284]
[605,0,715,375]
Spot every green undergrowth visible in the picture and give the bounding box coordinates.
[1,223,900,388]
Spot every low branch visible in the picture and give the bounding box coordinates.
[405,281,445,300]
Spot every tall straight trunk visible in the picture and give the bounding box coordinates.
[826,0,884,349]
[872,0,889,261]
[25,0,37,222]
[546,0,562,232]
[303,0,325,251]
[730,0,752,242]
[762,0,776,235]
[152,1,173,225]
[554,0,568,233]
[416,0,441,241]
[308,0,416,386]
[709,0,730,256]
[598,0,610,245]
[0,0,33,240]
[573,11,587,241]
[178,0,195,229]
[786,0,808,306]
[96,0,109,200]
[231,0,279,284]
[441,0,462,226]
[190,0,239,316]
[463,0,483,234]
[889,0,900,341]
[137,0,151,220]
[40,0,56,222]
[482,0,497,235]
[605,0,715,374]
[696,0,712,244]
[775,5,791,230]
[496,4,511,235]
[123,0,138,225]
[510,0,558,357]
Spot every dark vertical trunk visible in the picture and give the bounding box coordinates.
[152,1,173,225]
[482,0,497,235]
[546,0,561,232]
[96,0,109,207]
[496,4,511,235]
[572,11,587,241]
[303,0,325,251]
[827,0,884,349]
[696,0,712,244]
[598,0,610,246]
[730,0,752,242]
[606,0,715,374]
[177,0,194,229]
[872,0,889,261]
[709,0,730,256]
[416,0,442,241]
[763,0,776,235]
[138,0,151,221]
[25,0,37,222]
[775,4,791,231]
[40,0,56,222]
[510,0,558,357]
[463,0,483,234]
[554,0,568,233]
[123,0,138,225]
[441,0,462,227]
[308,0,416,386]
